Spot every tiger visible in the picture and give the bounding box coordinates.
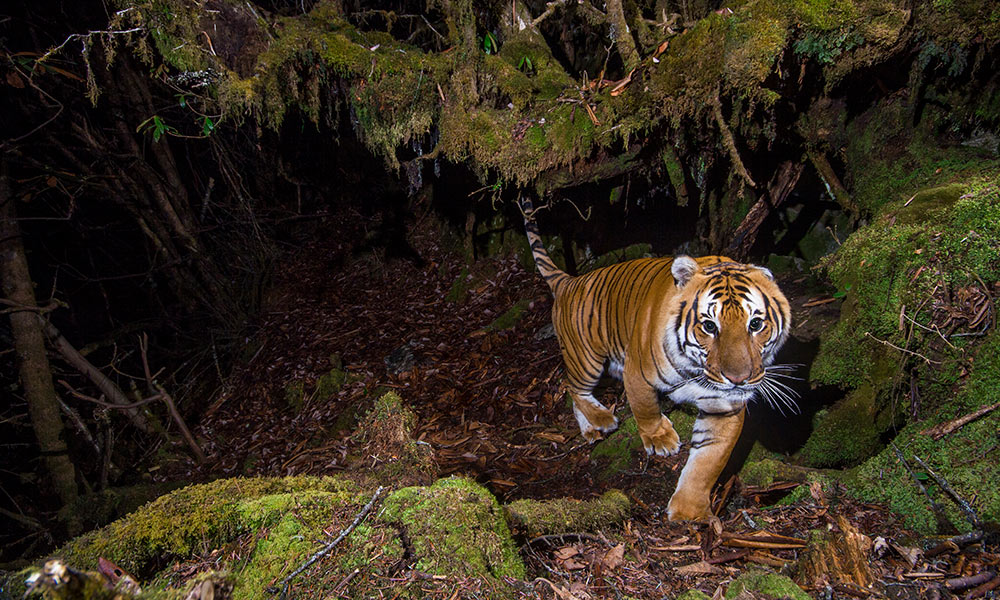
[521,197,794,521]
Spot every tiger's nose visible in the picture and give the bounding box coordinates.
[723,369,751,385]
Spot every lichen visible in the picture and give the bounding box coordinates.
[504,490,631,538]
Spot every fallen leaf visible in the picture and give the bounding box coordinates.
[675,561,724,575]
[601,543,625,571]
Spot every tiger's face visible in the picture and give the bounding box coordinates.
[667,256,791,401]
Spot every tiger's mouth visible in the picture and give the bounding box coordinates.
[699,366,802,413]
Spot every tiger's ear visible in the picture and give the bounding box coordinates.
[672,255,699,288]
[753,265,775,281]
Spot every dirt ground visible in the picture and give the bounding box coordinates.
[178,206,998,599]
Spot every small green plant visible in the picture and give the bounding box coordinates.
[137,115,177,142]
[832,283,852,299]
[201,116,215,136]
[482,31,498,55]
[517,55,533,73]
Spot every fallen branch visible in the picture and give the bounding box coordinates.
[945,571,995,592]
[725,161,804,260]
[808,150,858,216]
[920,401,1000,440]
[274,486,385,600]
[925,530,984,558]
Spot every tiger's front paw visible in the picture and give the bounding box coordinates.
[574,405,619,443]
[638,415,680,456]
[666,492,712,521]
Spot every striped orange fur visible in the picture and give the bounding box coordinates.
[521,197,793,520]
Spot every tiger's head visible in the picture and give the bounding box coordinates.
[666,256,793,406]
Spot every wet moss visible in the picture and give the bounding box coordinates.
[349,392,436,487]
[379,477,526,580]
[504,490,631,538]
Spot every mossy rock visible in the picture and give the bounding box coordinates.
[504,490,631,538]
[55,476,362,575]
[58,482,185,532]
[798,383,894,468]
[379,477,526,581]
[725,569,811,600]
[806,173,1000,472]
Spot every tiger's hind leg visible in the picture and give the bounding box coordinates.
[563,356,618,442]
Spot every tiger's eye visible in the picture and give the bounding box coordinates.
[702,321,718,335]
[749,317,764,332]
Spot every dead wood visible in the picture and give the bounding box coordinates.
[725,161,805,260]
[795,515,874,589]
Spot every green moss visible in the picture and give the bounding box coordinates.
[845,99,995,215]
[486,299,529,331]
[379,477,526,580]
[849,329,1000,533]
[676,591,713,600]
[798,383,895,468]
[725,569,811,600]
[56,476,360,574]
[446,267,472,303]
[284,380,305,412]
[314,368,347,399]
[590,417,642,479]
[505,490,631,538]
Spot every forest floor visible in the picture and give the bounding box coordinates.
[171,206,997,599]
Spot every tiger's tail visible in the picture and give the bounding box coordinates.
[519,196,570,295]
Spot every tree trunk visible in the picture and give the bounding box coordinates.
[0,165,80,529]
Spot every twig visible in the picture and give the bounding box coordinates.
[274,486,385,600]
[155,384,207,464]
[59,380,163,409]
[37,27,144,65]
[863,331,940,364]
[920,401,1000,441]
[892,443,949,523]
[911,454,981,528]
